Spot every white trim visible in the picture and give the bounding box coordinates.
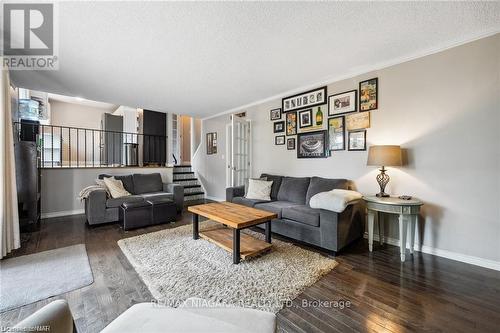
[363,233,500,272]
[205,195,225,202]
[202,29,500,121]
[41,209,85,219]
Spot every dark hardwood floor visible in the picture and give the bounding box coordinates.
[2,204,500,333]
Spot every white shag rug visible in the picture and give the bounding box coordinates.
[118,223,337,313]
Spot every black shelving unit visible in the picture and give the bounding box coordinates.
[14,136,41,232]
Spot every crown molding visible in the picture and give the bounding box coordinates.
[202,29,500,121]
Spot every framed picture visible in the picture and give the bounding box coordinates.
[282,86,327,113]
[297,131,327,158]
[348,130,366,151]
[270,108,281,121]
[298,109,312,128]
[359,78,378,111]
[346,112,370,131]
[287,138,296,150]
[275,135,285,145]
[328,90,357,116]
[328,116,345,151]
[286,111,297,136]
[273,121,285,133]
[206,132,217,155]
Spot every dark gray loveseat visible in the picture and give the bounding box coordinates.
[85,173,184,225]
[226,174,364,252]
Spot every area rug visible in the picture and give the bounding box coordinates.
[118,224,337,313]
[0,244,94,313]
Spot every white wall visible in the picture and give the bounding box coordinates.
[191,117,202,158]
[197,34,500,268]
[50,100,110,129]
[49,100,113,165]
[41,167,173,217]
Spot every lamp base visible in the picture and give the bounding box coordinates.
[375,167,391,198]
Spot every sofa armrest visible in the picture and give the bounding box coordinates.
[164,183,184,212]
[226,185,245,202]
[84,189,107,225]
[318,200,365,252]
[12,300,76,333]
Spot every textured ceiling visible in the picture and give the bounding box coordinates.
[10,1,500,118]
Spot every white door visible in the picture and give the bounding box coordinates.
[227,115,251,187]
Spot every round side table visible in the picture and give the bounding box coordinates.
[363,196,423,262]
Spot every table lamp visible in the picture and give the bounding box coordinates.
[367,145,402,197]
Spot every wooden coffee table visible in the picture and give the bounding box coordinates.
[188,202,278,264]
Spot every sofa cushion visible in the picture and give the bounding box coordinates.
[232,196,269,208]
[133,173,163,194]
[254,201,299,219]
[260,174,283,200]
[99,174,134,194]
[140,192,173,201]
[282,205,321,227]
[106,195,144,208]
[101,300,276,333]
[305,176,349,205]
[277,177,310,204]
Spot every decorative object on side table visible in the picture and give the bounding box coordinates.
[298,109,312,128]
[297,130,327,158]
[206,132,217,154]
[367,145,402,197]
[328,116,345,151]
[286,111,297,135]
[364,196,423,262]
[282,86,327,113]
[270,108,282,121]
[347,130,366,151]
[273,121,285,133]
[359,78,378,111]
[275,135,285,145]
[328,90,357,115]
[287,138,295,150]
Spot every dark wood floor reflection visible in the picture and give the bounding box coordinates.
[2,204,499,332]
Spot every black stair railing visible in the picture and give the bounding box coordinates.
[13,122,168,168]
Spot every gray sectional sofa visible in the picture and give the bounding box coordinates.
[226,174,364,252]
[84,173,184,225]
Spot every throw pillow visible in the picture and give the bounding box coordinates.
[244,177,267,196]
[103,177,131,198]
[309,189,362,212]
[245,179,273,201]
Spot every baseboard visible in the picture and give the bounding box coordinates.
[205,196,225,202]
[363,232,500,271]
[41,209,85,219]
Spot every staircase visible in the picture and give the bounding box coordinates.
[173,165,205,201]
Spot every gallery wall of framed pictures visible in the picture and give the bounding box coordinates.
[271,78,378,157]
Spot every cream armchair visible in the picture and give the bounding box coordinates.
[11,298,276,333]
